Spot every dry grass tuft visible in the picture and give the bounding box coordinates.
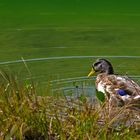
[0,70,139,140]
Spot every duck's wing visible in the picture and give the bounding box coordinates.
[96,74,140,97]
[107,75,140,97]
[96,74,140,107]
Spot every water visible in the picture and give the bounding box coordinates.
[1,56,140,96]
[50,76,96,97]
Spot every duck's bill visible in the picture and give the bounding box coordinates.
[88,68,95,77]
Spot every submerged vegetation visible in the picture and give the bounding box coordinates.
[0,70,139,140]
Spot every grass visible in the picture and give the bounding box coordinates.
[0,71,140,139]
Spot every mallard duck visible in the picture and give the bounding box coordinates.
[88,58,140,107]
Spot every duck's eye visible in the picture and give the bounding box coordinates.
[94,62,101,66]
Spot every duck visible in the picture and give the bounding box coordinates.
[88,58,140,107]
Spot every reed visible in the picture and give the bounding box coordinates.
[0,71,139,140]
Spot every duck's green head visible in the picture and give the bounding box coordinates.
[88,58,114,77]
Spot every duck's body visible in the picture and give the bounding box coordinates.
[88,59,140,106]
